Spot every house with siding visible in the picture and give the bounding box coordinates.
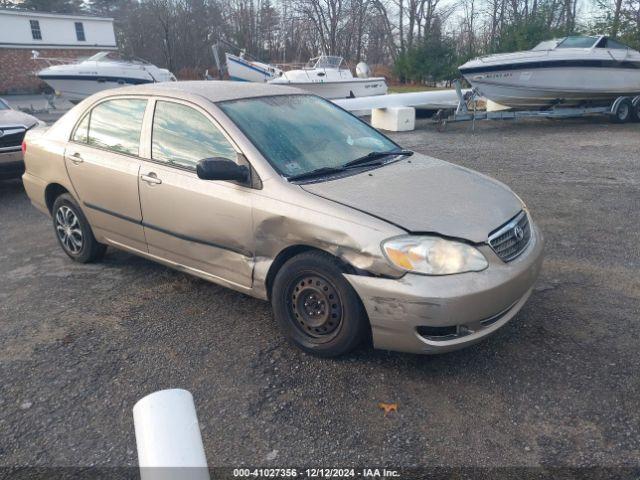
[0,9,117,94]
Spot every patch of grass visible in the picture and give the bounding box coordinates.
[388,85,444,93]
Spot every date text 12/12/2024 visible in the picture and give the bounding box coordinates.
[232,468,401,478]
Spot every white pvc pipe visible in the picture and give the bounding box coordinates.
[133,389,210,480]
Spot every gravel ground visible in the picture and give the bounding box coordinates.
[0,116,639,473]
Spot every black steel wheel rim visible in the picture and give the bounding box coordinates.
[288,274,343,339]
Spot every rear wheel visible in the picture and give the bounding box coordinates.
[611,98,633,124]
[271,251,368,357]
[52,193,106,263]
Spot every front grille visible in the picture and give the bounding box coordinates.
[0,127,27,150]
[488,211,531,262]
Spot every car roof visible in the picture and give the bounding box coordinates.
[105,80,306,103]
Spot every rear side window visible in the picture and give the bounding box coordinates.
[72,113,89,143]
[152,101,236,169]
[80,99,147,155]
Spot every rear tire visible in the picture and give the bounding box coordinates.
[271,251,368,357]
[611,98,633,124]
[52,193,106,263]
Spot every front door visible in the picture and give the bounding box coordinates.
[65,97,149,251]
[138,99,254,289]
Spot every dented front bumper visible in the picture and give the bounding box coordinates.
[344,223,544,354]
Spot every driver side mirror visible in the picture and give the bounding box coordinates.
[196,157,249,183]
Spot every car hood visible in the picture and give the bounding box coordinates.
[300,153,523,243]
[0,109,38,128]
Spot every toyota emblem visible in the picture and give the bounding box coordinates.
[514,225,524,241]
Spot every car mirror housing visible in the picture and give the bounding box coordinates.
[196,157,249,183]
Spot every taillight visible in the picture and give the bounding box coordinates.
[21,141,27,154]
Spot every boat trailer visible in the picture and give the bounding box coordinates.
[433,81,640,131]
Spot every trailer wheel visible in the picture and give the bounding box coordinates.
[632,99,640,123]
[611,98,633,124]
[436,118,448,132]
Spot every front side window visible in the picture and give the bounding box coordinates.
[0,99,10,110]
[30,20,42,40]
[83,98,147,155]
[152,101,236,170]
[218,95,398,178]
[75,22,86,41]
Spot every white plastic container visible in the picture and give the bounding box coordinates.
[372,107,416,131]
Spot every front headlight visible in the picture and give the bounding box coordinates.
[382,236,488,275]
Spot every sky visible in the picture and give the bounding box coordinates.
[444,0,603,26]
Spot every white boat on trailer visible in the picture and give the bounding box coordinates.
[433,80,640,129]
[269,55,387,99]
[459,35,640,110]
[37,52,176,103]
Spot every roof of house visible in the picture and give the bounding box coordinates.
[0,8,114,22]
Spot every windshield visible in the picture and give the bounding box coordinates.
[307,55,343,69]
[0,99,9,110]
[532,40,560,51]
[557,36,598,49]
[218,95,399,178]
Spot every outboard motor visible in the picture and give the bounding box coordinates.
[356,62,371,79]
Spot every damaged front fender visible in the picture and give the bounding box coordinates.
[249,183,407,299]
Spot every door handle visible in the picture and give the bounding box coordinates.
[69,152,84,164]
[141,172,162,185]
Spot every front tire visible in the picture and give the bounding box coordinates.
[52,193,106,263]
[272,251,368,357]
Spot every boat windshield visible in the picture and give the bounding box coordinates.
[531,39,560,51]
[594,37,631,49]
[86,52,114,62]
[85,51,151,64]
[218,94,399,179]
[556,36,599,49]
[307,55,343,69]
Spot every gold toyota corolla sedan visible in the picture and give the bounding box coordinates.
[22,81,543,357]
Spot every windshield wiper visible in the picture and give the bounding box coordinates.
[343,149,413,169]
[287,166,347,182]
[287,150,413,182]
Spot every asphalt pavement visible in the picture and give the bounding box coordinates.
[1,116,639,474]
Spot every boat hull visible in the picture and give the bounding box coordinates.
[226,54,278,82]
[38,76,154,102]
[269,78,387,99]
[461,66,640,108]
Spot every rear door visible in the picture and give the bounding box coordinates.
[65,97,149,252]
[138,98,255,289]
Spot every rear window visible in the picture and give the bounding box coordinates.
[72,98,147,156]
